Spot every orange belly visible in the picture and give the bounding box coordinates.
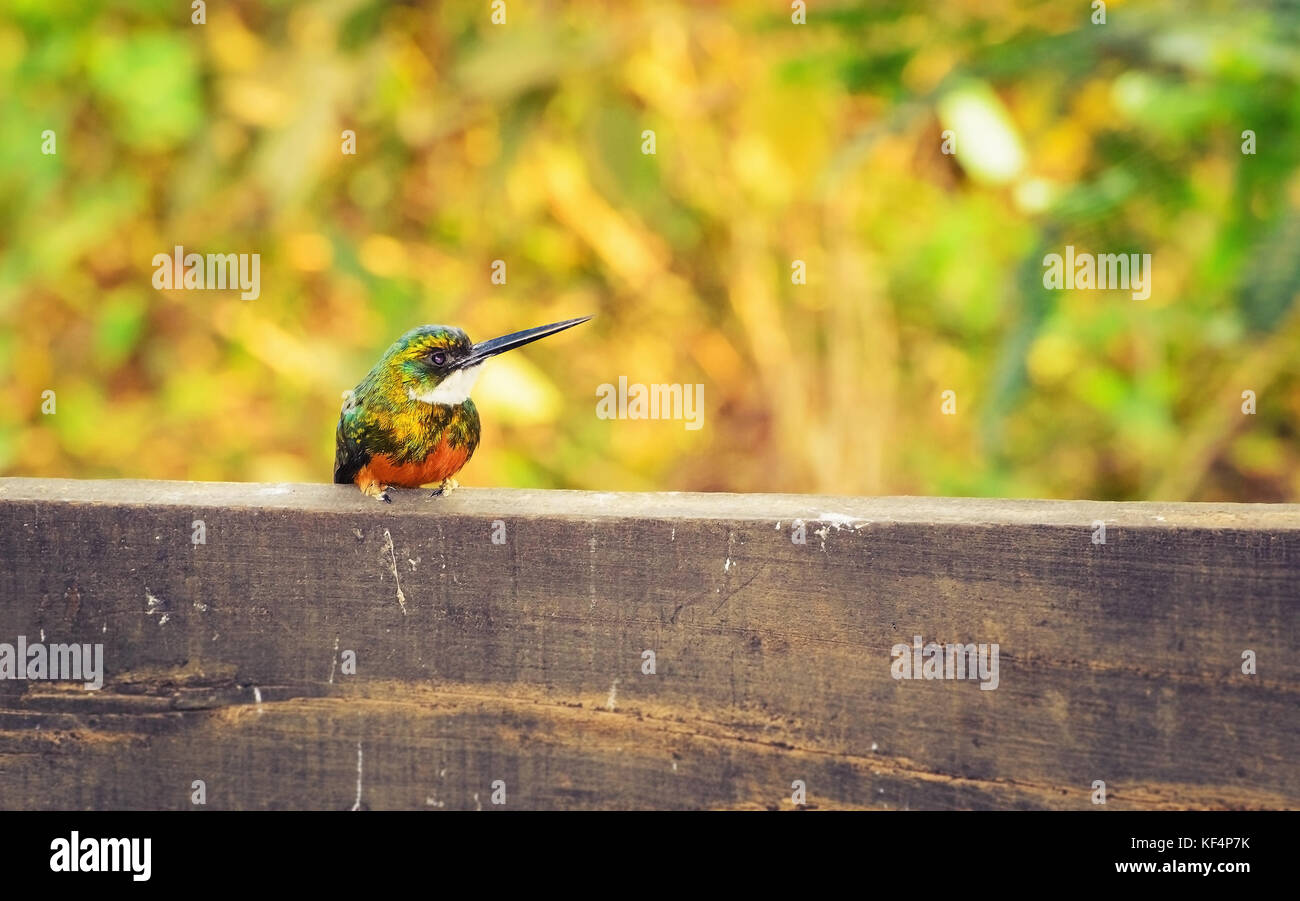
[356,440,471,489]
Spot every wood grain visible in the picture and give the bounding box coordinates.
[0,478,1295,809]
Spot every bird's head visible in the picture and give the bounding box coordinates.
[383,316,592,405]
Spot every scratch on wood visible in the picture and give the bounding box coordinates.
[381,529,408,616]
[710,567,762,615]
[144,588,168,626]
[351,742,363,811]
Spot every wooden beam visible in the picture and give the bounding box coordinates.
[0,478,1295,809]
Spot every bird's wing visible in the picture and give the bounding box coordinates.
[333,400,372,485]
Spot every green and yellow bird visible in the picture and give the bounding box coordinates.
[334,316,591,502]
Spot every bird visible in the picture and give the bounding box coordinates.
[334,316,592,502]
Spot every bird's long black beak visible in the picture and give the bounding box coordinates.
[455,316,592,369]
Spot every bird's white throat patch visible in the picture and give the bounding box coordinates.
[409,365,482,405]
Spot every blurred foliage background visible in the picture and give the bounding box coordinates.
[1,0,1297,500]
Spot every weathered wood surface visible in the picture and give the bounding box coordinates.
[0,477,1295,810]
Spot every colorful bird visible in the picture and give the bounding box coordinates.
[335,316,591,501]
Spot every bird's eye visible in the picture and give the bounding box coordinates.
[430,351,446,367]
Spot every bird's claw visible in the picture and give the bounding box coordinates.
[361,482,393,503]
[428,477,460,498]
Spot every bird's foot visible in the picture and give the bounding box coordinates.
[361,482,392,503]
[428,477,460,498]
